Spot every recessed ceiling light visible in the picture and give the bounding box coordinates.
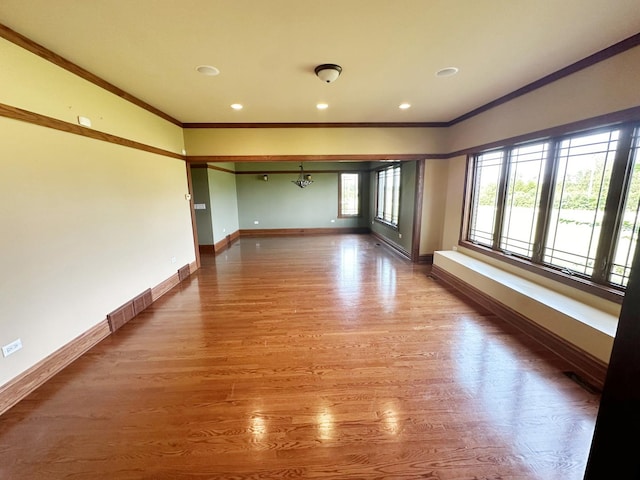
[399,103,411,110]
[436,67,459,78]
[316,103,329,110]
[196,65,220,76]
[230,103,243,110]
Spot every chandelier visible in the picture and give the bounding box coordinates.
[292,163,313,188]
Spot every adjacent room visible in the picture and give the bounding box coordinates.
[1,1,639,478]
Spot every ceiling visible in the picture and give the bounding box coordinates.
[1,0,639,125]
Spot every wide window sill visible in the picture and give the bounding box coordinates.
[374,218,399,230]
[459,240,625,305]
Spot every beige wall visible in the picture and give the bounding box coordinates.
[0,39,194,388]
[419,160,448,255]
[2,29,639,390]
[0,37,185,153]
[441,155,467,252]
[439,47,640,316]
[446,45,640,153]
[184,127,447,156]
[442,45,640,256]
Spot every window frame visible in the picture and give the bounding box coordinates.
[460,122,640,303]
[375,164,401,228]
[338,172,362,218]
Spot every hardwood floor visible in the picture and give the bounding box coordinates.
[0,235,600,479]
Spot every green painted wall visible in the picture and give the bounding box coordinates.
[208,167,240,243]
[190,167,214,245]
[235,162,369,230]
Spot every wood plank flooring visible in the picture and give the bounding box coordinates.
[0,235,600,479]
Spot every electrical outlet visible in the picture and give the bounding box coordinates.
[398,233,402,239]
[330,219,335,223]
[254,220,259,225]
[2,339,22,357]
[171,256,177,264]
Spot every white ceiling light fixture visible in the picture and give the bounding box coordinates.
[399,103,411,110]
[315,64,342,83]
[196,65,220,76]
[316,103,329,110]
[230,103,243,110]
[435,67,459,78]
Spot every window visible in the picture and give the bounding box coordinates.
[338,172,361,217]
[544,131,617,276]
[468,150,504,247]
[610,129,640,286]
[464,123,640,293]
[376,165,401,226]
[500,143,548,258]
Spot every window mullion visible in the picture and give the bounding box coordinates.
[531,140,559,264]
[592,127,635,283]
[492,149,510,251]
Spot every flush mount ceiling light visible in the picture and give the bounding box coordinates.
[230,103,243,110]
[399,103,411,110]
[292,163,313,188]
[316,103,329,110]
[196,65,220,76]
[315,64,342,83]
[435,67,459,78]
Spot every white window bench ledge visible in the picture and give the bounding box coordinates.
[431,250,617,389]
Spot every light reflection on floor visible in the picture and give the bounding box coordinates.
[455,318,596,475]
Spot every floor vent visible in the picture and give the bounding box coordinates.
[133,288,152,315]
[107,301,136,333]
[108,288,153,333]
[563,371,601,394]
[178,264,191,282]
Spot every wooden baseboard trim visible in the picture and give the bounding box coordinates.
[189,260,198,274]
[151,272,180,302]
[431,264,608,390]
[239,227,370,237]
[0,261,200,417]
[0,319,111,416]
[418,254,434,264]
[370,231,411,261]
[198,245,215,254]
[178,264,191,282]
[214,230,240,253]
